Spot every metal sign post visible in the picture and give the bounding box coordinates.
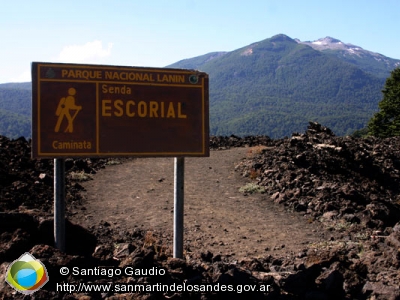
[32,62,209,257]
[173,157,185,258]
[54,158,66,252]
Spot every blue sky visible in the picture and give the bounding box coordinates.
[1,0,400,83]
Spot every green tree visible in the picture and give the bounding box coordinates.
[368,67,400,137]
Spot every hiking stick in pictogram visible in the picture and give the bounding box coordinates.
[54,88,82,133]
[64,108,81,133]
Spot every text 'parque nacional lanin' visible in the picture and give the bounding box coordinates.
[32,62,209,158]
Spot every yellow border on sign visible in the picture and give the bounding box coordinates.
[202,77,206,155]
[37,66,41,155]
[35,63,208,157]
[35,151,206,156]
[40,78,201,89]
[35,63,203,72]
[96,82,100,154]
[36,63,205,86]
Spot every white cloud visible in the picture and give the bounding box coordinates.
[58,40,113,63]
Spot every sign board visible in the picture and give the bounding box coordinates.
[31,62,209,158]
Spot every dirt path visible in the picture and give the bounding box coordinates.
[71,148,329,259]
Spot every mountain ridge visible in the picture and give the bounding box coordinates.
[171,34,400,79]
[1,34,399,138]
[298,36,400,78]
[167,34,389,137]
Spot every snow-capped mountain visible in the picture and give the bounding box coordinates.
[297,37,400,78]
[169,34,385,137]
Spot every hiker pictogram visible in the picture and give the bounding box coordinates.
[54,88,82,133]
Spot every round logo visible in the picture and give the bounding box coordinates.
[6,253,49,295]
[189,75,199,84]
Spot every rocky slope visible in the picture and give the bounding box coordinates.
[0,125,400,299]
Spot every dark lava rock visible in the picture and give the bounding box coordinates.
[236,122,400,230]
[1,127,400,299]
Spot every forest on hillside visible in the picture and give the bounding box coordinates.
[0,86,31,139]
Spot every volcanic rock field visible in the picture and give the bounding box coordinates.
[0,122,399,299]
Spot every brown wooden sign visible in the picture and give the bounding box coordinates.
[31,62,209,158]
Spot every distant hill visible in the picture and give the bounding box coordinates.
[2,34,399,138]
[0,83,31,138]
[169,34,392,137]
[169,52,227,70]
